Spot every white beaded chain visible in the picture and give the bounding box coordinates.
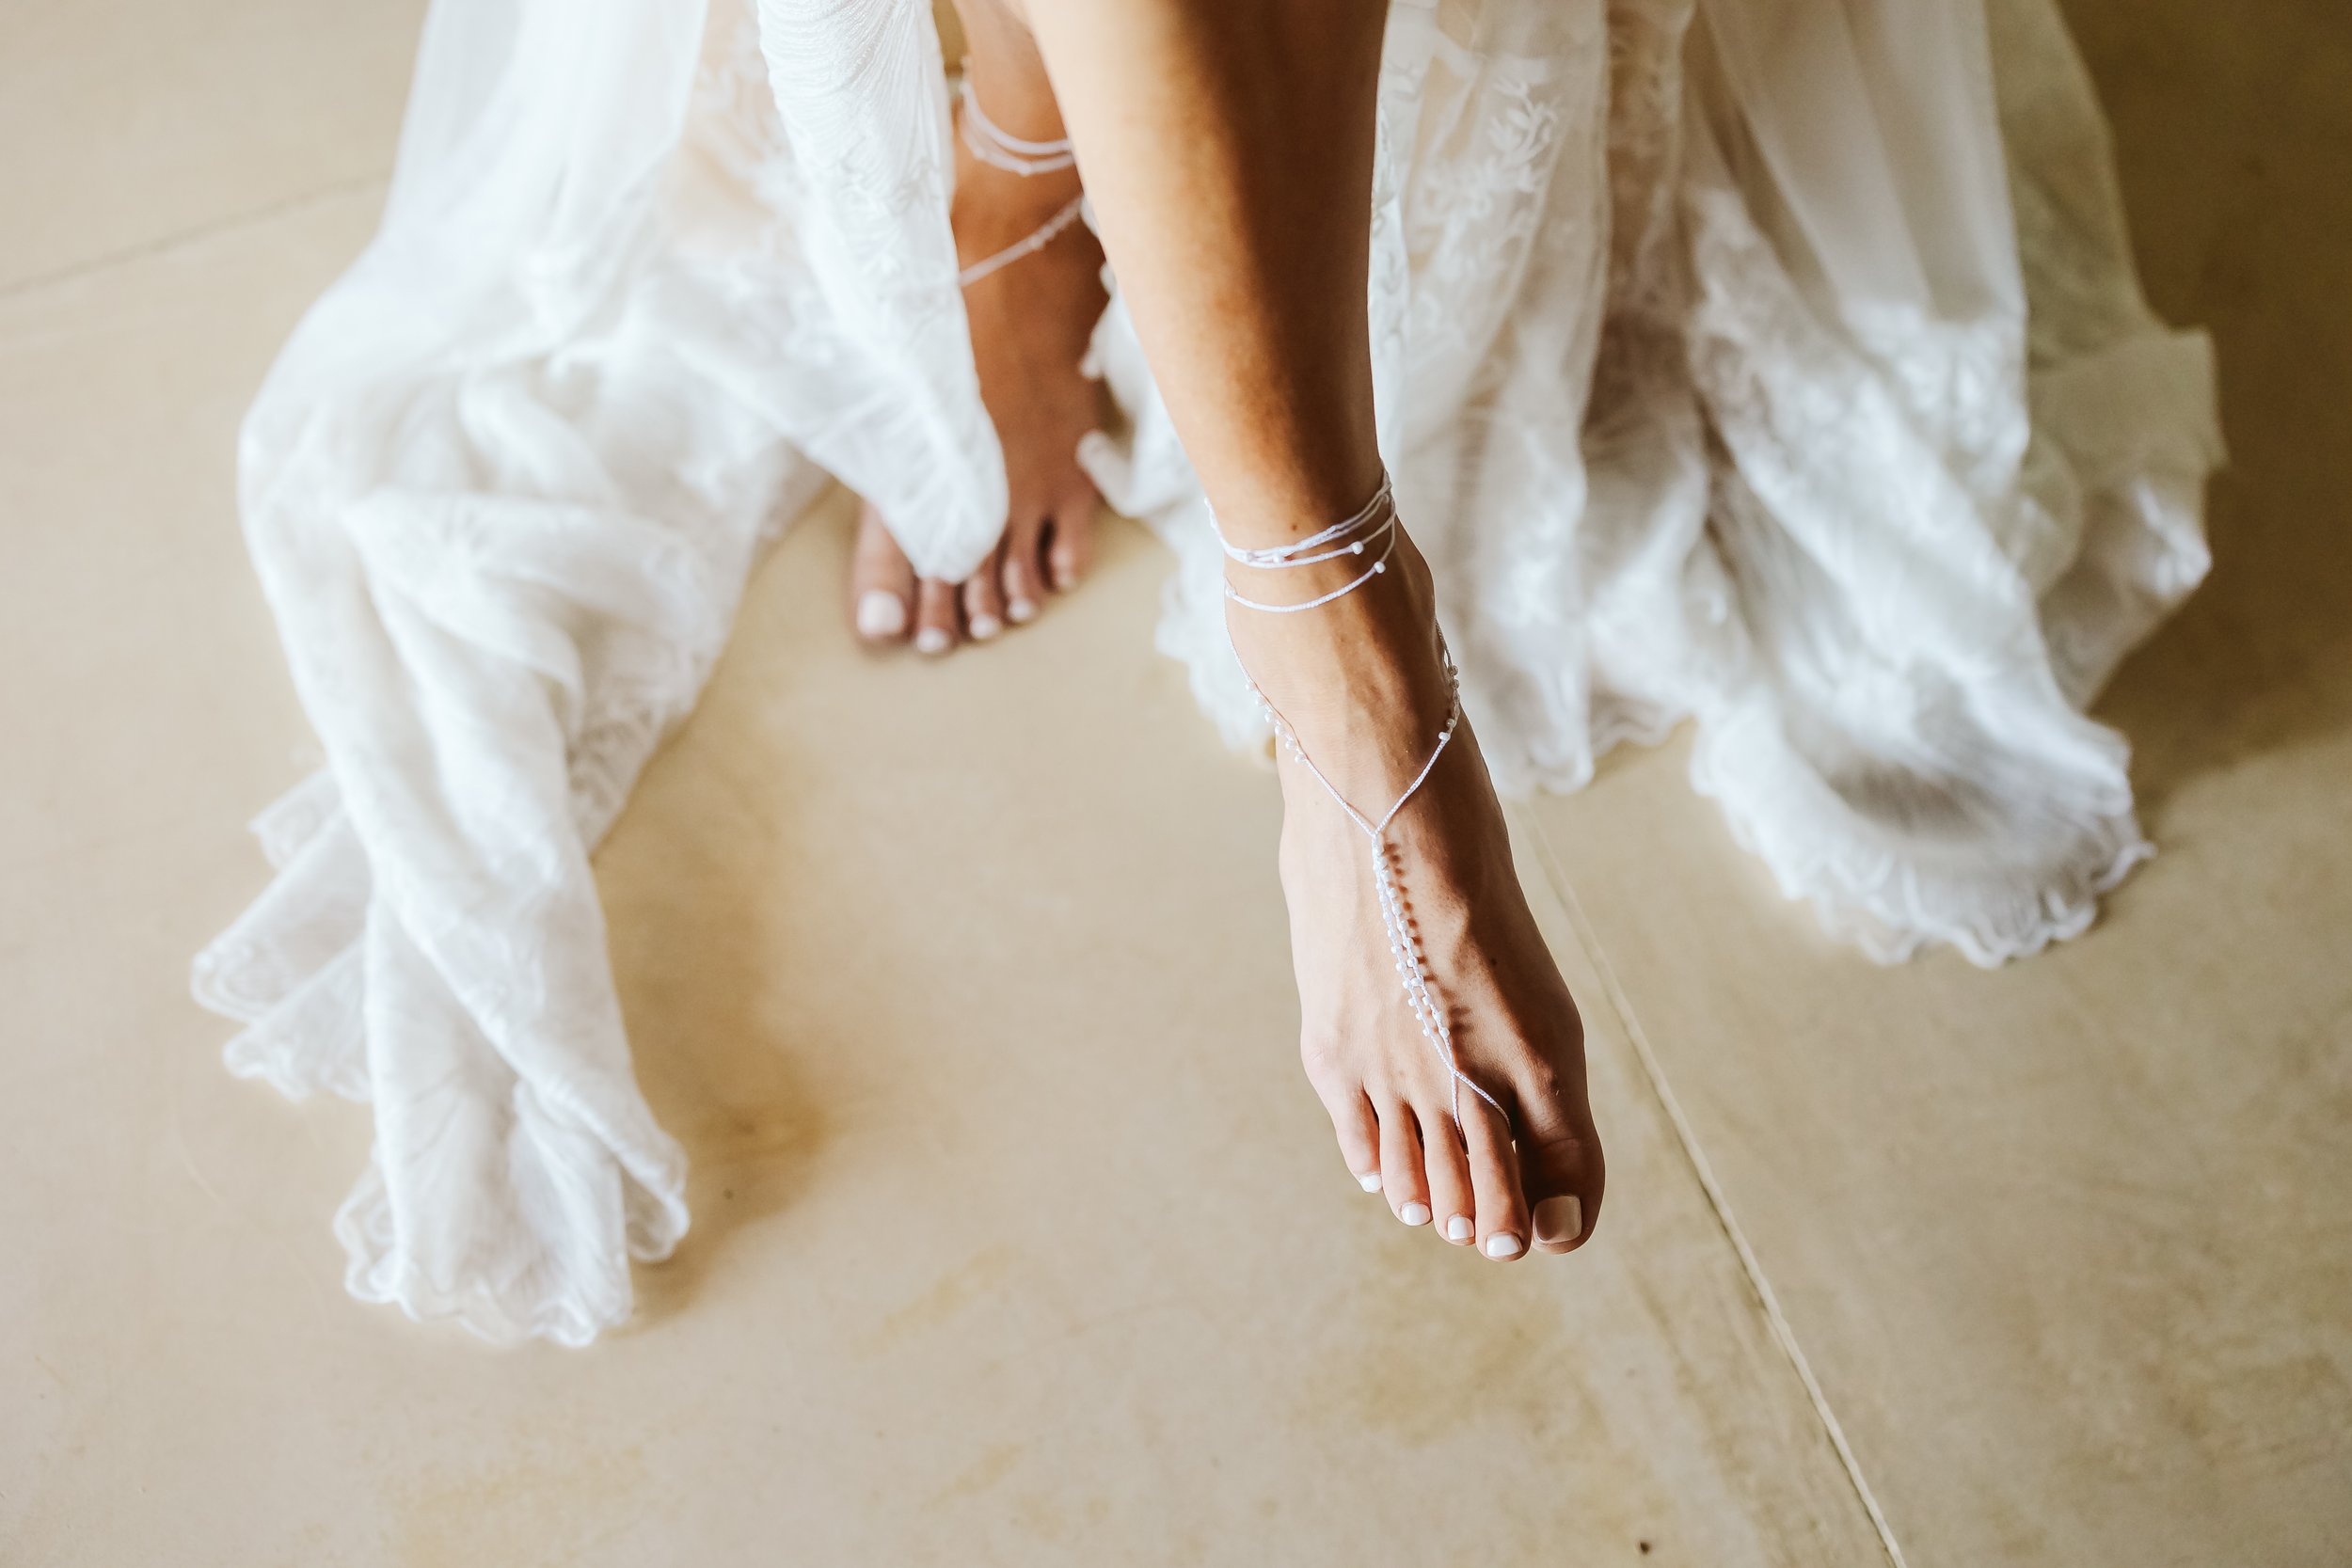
[955,68,1087,290]
[959,67,1076,175]
[957,197,1087,289]
[1219,470,1402,613]
[1221,476,1508,1132]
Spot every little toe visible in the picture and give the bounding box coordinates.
[914,578,960,656]
[962,553,1007,642]
[1315,1077,1383,1195]
[1461,1097,1531,1260]
[1377,1100,1432,1227]
[1001,516,1047,624]
[1044,489,1097,592]
[1414,1101,1477,1246]
[849,500,915,643]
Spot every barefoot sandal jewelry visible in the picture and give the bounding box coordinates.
[955,67,1089,290]
[1217,474,1508,1133]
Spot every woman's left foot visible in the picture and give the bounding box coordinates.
[1232,531,1606,1260]
[850,79,1107,654]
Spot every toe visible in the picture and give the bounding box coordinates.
[1461,1095,1531,1260]
[1001,515,1047,624]
[1313,1075,1383,1195]
[914,578,960,656]
[1414,1100,1478,1246]
[850,500,915,643]
[1530,1184,1588,1255]
[962,549,1007,641]
[1376,1100,1433,1228]
[1044,487,1097,592]
[1515,1092,1603,1255]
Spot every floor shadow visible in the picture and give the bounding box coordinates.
[590,511,858,1327]
[2068,3,2352,814]
[598,756,838,1325]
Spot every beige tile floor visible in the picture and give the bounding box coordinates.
[1,3,2344,1565]
[0,0,421,293]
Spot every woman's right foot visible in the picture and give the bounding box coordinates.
[850,53,1107,655]
[1229,531,1606,1260]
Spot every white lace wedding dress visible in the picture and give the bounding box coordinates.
[192,0,2220,1344]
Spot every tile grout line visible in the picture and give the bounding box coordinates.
[1516,806,1911,1568]
[0,172,390,306]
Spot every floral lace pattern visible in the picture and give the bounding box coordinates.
[198,0,2218,1344]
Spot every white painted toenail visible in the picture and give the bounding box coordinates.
[1008,597,1039,624]
[969,613,1003,641]
[856,591,906,639]
[1484,1232,1525,1259]
[1445,1215,1473,1243]
[914,626,951,656]
[1358,1172,1382,1193]
[1399,1202,1431,1227]
[1534,1195,1583,1247]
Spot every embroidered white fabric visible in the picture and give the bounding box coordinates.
[193,0,2221,1344]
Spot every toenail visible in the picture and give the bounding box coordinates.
[969,612,1003,641]
[914,626,951,656]
[1358,1172,1382,1194]
[1445,1214,1473,1243]
[1484,1232,1525,1259]
[1399,1202,1431,1227]
[1008,596,1039,624]
[1534,1195,1583,1247]
[855,591,907,639]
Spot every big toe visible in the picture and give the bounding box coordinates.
[1506,1049,1602,1254]
[1524,1126,1603,1255]
[850,500,915,644]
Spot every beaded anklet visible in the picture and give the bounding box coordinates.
[1218,474,1506,1132]
[955,68,1088,290]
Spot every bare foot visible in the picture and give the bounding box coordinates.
[1231,529,1605,1259]
[849,80,1106,654]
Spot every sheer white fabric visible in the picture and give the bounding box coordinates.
[193,0,2219,1343]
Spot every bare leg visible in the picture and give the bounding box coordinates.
[1022,0,1604,1256]
[847,0,1105,652]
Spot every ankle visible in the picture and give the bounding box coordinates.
[950,59,1089,264]
[1229,529,1459,799]
[953,161,1083,244]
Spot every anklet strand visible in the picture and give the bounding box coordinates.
[954,66,1088,290]
[1219,475,1507,1132]
[957,195,1087,289]
[958,66,1076,175]
[1219,471,1402,613]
